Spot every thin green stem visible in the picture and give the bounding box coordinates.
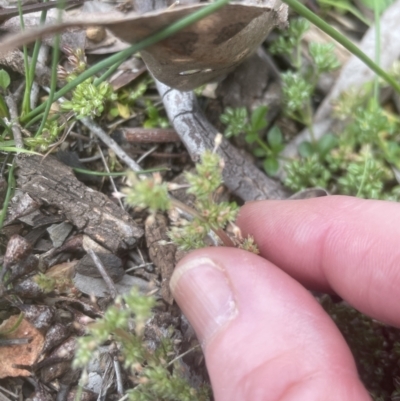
[255,137,271,155]
[94,61,121,86]
[0,160,15,230]
[35,1,64,137]
[373,0,380,100]
[318,0,372,26]
[25,112,45,128]
[17,0,31,116]
[356,156,370,197]
[25,7,49,112]
[283,0,400,95]
[21,0,230,124]
[34,33,60,137]
[0,118,12,138]
[294,41,302,70]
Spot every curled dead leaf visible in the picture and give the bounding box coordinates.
[0,1,288,90]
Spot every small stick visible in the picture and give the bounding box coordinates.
[121,127,180,143]
[97,144,124,209]
[113,356,124,395]
[81,117,142,172]
[0,337,32,346]
[87,249,118,299]
[4,93,23,149]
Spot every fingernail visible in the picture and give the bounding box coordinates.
[170,257,238,345]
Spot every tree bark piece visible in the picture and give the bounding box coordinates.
[15,155,143,253]
[156,80,289,201]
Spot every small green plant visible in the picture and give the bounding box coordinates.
[24,119,63,152]
[123,137,258,253]
[124,172,171,214]
[220,106,284,175]
[144,100,170,128]
[284,86,400,199]
[269,18,310,68]
[0,69,10,118]
[59,48,116,119]
[73,288,210,401]
[109,78,150,119]
[284,154,331,191]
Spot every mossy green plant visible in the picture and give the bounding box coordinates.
[122,136,258,253]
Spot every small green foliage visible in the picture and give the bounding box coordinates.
[0,69,10,118]
[57,47,116,119]
[123,146,253,252]
[124,289,156,334]
[61,80,116,119]
[308,43,341,74]
[220,106,284,175]
[298,134,338,159]
[171,149,239,250]
[281,71,313,116]
[337,153,391,199]
[128,80,149,102]
[128,365,210,401]
[33,273,55,293]
[219,107,248,138]
[284,85,400,199]
[25,120,63,151]
[168,220,209,251]
[359,0,395,13]
[185,151,223,199]
[144,100,170,128]
[239,235,259,254]
[284,154,331,191]
[269,18,310,67]
[273,17,340,150]
[0,69,11,90]
[74,288,209,401]
[124,173,171,214]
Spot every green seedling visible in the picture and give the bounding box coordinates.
[144,100,170,128]
[73,287,210,401]
[123,137,258,253]
[0,69,10,119]
[220,106,284,175]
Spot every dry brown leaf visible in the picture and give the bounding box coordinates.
[45,260,77,281]
[0,1,287,90]
[0,315,44,378]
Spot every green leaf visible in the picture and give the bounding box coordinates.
[253,147,267,157]
[0,140,16,146]
[359,0,395,13]
[267,125,283,151]
[298,141,314,158]
[0,147,40,155]
[245,132,258,144]
[263,158,279,176]
[0,70,10,90]
[250,105,268,132]
[317,134,338,157]
[0,94,9,118]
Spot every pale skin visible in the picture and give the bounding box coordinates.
[169,195,400,401]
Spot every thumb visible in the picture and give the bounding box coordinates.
[170,247,370,401]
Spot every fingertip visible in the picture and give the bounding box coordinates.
[237,196,400,326]
[171,247,364,401]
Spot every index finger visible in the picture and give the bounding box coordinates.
[237,196,400,327]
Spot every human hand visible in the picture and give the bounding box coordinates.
[169,195,400,401]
